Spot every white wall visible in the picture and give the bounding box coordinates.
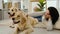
[47,0,60,15]
[21,0,32,13]
[12,0,21,7]
[32,2,39,12]
[0,0,3,9]
[47,1,57,8]
[59,1,60,15]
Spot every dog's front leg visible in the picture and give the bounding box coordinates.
[20,25,34,34]
[20,28,34,34]
[9,21,15,28]
[13,24,18,34]
[9,23,15,28]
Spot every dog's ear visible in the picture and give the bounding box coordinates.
[20,13,27,23]
[21,16,26,24]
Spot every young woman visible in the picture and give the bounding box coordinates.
[42,7,60,30]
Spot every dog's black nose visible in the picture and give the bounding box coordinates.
[8,12,10,14]
[12,18,15,20]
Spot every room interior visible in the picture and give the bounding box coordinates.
[0,0,60,34]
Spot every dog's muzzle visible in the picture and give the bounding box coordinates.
[8,12,15,17]
[13,21,20,24]
[11,13,15,16]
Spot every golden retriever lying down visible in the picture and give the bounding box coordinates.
[8,7,39,34]
[12,11,34,34]
[8,7,38,27]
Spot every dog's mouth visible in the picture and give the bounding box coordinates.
[8,13,15,17]
[11,13,15,17]
[13,21,20,24]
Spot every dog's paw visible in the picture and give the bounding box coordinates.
[9,26,15,28]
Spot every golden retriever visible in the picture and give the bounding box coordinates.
[8,7,38,28]
[11,11,34,34]
[7,7,39,34]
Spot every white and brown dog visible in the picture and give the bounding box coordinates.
[11,11,34,34]
[8,7,38,28]
[8,7,39,34]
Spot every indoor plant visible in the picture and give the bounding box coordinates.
[34,0,46,12]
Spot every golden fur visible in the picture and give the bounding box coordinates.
[12,11,34,34]
[8,7,38,27]
[8,7,39,34]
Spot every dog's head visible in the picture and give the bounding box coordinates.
[8,7,21,18]
[12,15,21,24]
[11,12,27,24]
[8,7,27,24]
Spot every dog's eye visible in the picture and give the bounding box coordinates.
[17,15,20,17]
[12,9,13,11]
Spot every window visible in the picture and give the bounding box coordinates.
[59,0,60,8]
[47,0,57,8]
[47,0,60,14]
[4,0,8,3]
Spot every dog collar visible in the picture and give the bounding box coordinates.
[13,21,20,24]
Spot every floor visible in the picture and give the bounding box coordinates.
[0,19,60,34]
